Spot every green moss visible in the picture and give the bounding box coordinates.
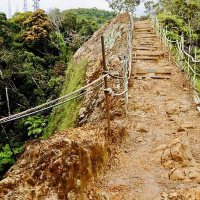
[43,59,87,138]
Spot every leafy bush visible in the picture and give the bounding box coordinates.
[43,59,87,138]
[0,144,24,180]
[167,31,179,41]
[25,116,47,138]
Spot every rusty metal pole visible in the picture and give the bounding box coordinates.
[1,125,17,161]
[101,36,111,138]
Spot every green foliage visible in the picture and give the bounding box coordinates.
[67,8,116,27]
[157,13,200,46]
[144,0,154,15]
[105,0,141,13]
[167,31,179,41]
[0,144,24,180]
[158,14,184,28]
[0,7,114,179]
[25,116,47,138]
[23,10,52,47]
[60,10,99,53]
[9,11,32,26]
[43,59,87,138]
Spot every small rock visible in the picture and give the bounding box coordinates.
[183,88,189,91]
[136,137,143,142]
[169,192,178,200]
[170,169,185,181]
[143,84,151,91]
[180,123,196,129]
[180,105,189,112]
[79,107,87,118]
[166,108,178,115]
[153,144,167,153]
[185,167,200,179]
[161,192,168,198]
[136,123,148,133]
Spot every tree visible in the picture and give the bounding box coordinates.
[105,0,141,13]
[144,0,155,15]
[0,8,116,180]
[9,11,32,26]
[48,8,64,33]
[23,10,52,48]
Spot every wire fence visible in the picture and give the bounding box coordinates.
[152,16,200,104]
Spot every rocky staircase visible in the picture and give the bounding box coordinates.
[132,20,170,79]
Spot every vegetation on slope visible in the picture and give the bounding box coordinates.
[145,0,200,59]
[0,8,115,179]
[43,59,87,138]
[66,8,116,27]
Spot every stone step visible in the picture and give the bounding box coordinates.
[135,35,157,39]
[135,29,153,33]
[135,32,155,35]
[135,42,160,46]
[135,42,158,46]
[135,20,151,24]
[135,26,152,29]
[135,75,170,79]
[132,46,158,51]
[135,37,157,40]
[135,22,151,26]
[133,50,164,57]
[135,31,154,34]
[133,57,159,60]
[135,68,171,74]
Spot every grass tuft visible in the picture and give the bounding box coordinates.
[43,59,87,138]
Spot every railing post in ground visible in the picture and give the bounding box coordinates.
[1,125,17,161]
[181,35,184,71]
[194,46,197,90]
[101,36,111,138]
[5,87,11,116]
[188,45,191,93]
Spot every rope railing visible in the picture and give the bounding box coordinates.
[0,14,134,161]
[0,82,104,124]
[0,74,107,124]
[152,16,200,104]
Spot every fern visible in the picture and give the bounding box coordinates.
[0,144,24,180]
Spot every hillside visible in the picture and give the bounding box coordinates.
[0,1,200,199]
[0,8,116,180]
[0,13,131,199]
[66,8,116,27]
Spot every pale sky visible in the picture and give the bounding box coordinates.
[0,0,146,18]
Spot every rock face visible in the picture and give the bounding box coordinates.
[158,137,200,183]
[0,124,127,200]
[0,126,107,199]
[73,13,130,125]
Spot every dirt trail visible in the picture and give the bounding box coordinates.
[94,20,200,200]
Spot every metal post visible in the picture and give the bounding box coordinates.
[125,57,128,118]
[188,45,191,75]
[181,35,184,70]
[5,87,11,116]
[1,125,17,161]
[101,36,111,138]
[194,46,197,90]
[188,45,191,92]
